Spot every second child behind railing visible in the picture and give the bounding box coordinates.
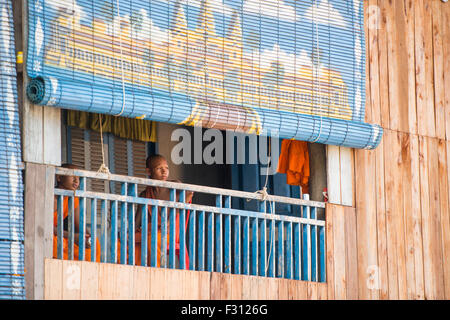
[53,163,101,262]
[134,154,194,268]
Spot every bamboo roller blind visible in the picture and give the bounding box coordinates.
[26,0,382,149]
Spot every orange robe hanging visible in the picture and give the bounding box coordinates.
[53,197,101,262]
[277,139,310,194]
[134,186,190,267]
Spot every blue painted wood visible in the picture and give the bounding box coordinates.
[302,225,308,280]
[286,222,293,279]
[233,215,241,274]
[150,205,158,267]
[293,222,300,280]
[267,219,275,278]
[242,216,249,275]
[259,218,266,277]
[319,225,326,282]
[215,195,222,273]
[78,177,86,260]
[198,211,205,271]
[276,220,284,278]
[68,196,74,260]
[90,198,97,262]
[160,206,168,268]
[100,199,108,263]
[57,195,63,259]
[179,190,186,270]
[169,189,176,269]
[120,183,128,264]
[189,209,196,271]
[128,184,137,265]
[110,200,118,264]
[251,217,258,276]
[206,211,214,272]
[301,201,311,281]
[224,196,231,274]
[311,207,317,282]
[141,204,148,267]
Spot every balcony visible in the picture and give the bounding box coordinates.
[53,167,326,283]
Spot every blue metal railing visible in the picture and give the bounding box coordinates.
[53,168,326,282]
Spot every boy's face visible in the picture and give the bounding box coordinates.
[57,175,80,191]
[148,158,169,181]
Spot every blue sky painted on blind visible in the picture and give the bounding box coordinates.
[42,0,365,121]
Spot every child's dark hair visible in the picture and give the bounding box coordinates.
[60,163,79,169]
[145,154,166,169]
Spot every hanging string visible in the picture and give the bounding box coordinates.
[311,1,323,143]
[97,113,111,174]
[114,0,126,117]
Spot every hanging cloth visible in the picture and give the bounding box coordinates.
[277,139,310,194]
[66,110,157,143]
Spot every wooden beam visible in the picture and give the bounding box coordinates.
[24,163,55,299]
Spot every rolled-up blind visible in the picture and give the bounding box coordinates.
[0,0,25,299]
[26,0,382,149]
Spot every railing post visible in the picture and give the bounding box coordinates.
[294,222,301,280]
[67,196,74,260]
[160,206,168,268]
[127,183,137,265]
[276,220,283,278]
[78,177,86,261]
[140,203,148,267]
[56,195,63,259]
[198,211,205,271]
[100,199,108,263]
[150,205,158,268]
[215,195,222,273]
[179,190,187,270]
[120,182,127,264]
[169,189,176,269]
[242,215,249,275]
[206,211,214,272]
[188,209,196,271]
[311,206,318,282]
[286,222,293,279]
[224,196,231,274]
[110,200,118,263]
[90,198,97,262]
[233,214,241,275]
[302,194,311,281]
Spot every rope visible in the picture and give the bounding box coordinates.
[97,114,111,174]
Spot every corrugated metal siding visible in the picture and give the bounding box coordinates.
[0,0,25,300]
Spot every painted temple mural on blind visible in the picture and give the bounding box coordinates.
[27,0,375,148]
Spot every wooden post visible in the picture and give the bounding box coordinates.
[21,0,61,166]
[24,163,56,299]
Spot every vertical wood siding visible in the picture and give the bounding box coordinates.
[353,0,450,300]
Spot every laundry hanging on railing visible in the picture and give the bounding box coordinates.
[0,0,25,300]
[26,0,382,149]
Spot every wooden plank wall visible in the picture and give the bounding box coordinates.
[351,0,450,300]
[43,259,328,300]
